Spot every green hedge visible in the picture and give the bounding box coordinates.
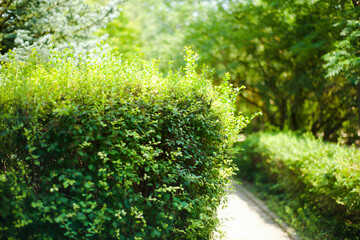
[235,132,360,239]
[0,48,248,239]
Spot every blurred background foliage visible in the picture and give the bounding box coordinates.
[99,0,360,144]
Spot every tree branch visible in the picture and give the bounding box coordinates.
[239,94,278,126]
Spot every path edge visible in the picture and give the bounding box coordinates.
[232,181,301,240]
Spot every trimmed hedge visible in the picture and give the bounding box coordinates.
[0,48,248,239]
[235,132,360,239]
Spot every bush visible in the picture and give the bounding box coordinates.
[235,132,360,239]
[0,48,248,239]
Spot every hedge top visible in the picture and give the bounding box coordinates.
[0,47,248,143]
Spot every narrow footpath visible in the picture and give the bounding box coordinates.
[215,182,300,240]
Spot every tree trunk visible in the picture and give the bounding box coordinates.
[279,100,287,130]
[357,82,360,131]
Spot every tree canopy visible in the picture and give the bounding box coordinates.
[0,0,122,61]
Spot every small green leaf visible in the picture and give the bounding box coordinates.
[0,174,6,182]
[77,212,87,221]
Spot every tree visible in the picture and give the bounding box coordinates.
[324,1,360,142]
[0,0,122,61]
[182,0,358,141]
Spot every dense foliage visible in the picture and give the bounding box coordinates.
[0,0,122,61]
[324,0,360,130]
[235,132,360,239]
[106,0,360,143]
[0,48,248,239]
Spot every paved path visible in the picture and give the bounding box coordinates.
[215,182,299,240]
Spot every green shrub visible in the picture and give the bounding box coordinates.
[235,132,360,239]
[0,48,248,239]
